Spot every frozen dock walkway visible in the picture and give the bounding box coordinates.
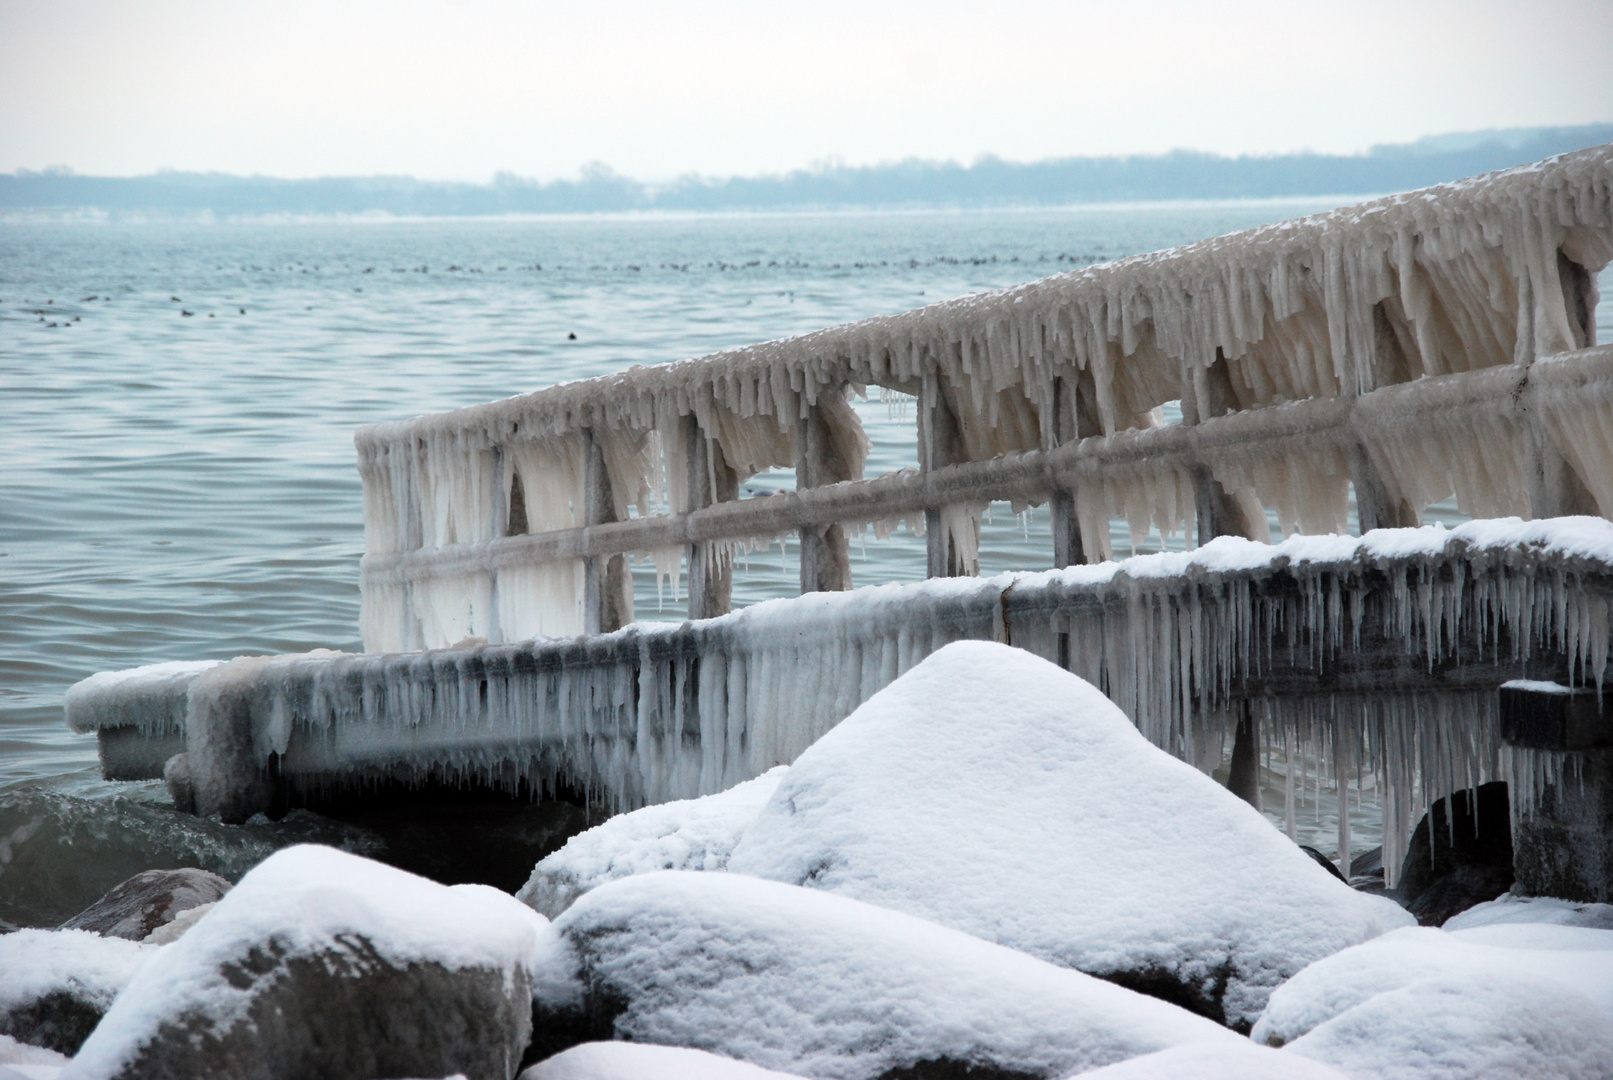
[66,146,1613,899]
[68,519,1613,880]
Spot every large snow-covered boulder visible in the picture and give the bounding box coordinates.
[520,1042,805,1080]
[58,868,231,942]
[517,767,786,918]
[537,870,1239,1079]
[63,845,551,1080]
[727,641,1411,1029]
[1251,924,1613,1078]
[0,931,154,1056]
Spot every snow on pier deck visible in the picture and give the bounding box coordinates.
[67,519,1613,882]
[64,146,1613,893]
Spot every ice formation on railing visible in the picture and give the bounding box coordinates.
[112,519,1611,888]
[353,147,1612,651]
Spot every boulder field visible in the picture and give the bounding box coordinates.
[4,642,1607,1079]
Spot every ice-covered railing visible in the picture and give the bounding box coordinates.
[357,147,1613,652]
[76,519,1613,887]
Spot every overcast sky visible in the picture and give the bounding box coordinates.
[3,0,1610,182]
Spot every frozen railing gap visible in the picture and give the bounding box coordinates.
[355,146,1613,652]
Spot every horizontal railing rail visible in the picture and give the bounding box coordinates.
[362,344,1613,585]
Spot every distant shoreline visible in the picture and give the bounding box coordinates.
[0,194,1377,227]
[4,123,1609,218]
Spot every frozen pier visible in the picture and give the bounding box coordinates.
[67,146,1613,899]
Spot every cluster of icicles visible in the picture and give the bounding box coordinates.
[355,146,1612,653]
[116,522,1610,888]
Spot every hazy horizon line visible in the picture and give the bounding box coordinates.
[4,123,1609,217]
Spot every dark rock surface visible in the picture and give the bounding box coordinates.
[104,938,532,1080]
[1397,781,1513,925]
[0,929,151,1056]
[1411,864,1518,927]
[1298,846,1347,883]
[66,845,544,1080]
[1348,847,1385,891]
[1511,746,1613,903]
[58,868,231,941]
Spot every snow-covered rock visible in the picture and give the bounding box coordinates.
[517,767,786,918]
[539,870,1239,1080]
[1251,924,1613,1078]
[520,1042,805,1080]
[0,1034,71,1072]
[1068,1040,1349,1079]
[1443,892,1613,931]
[58,868,231,942]
[0,930,154,1056]
[727,641,1411,1029]
[63,845,552,1080]
[140,902,216,945]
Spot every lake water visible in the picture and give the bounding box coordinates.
[3,204,1606,926]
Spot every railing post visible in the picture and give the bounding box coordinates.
[582,428,631,635]
[683,416,737,620]
[1049,374,1085,569]
[1184,355,1262,544]
[1184,357,1267,808]
[1348,443,1418,533]
[921,374,969,577]
[796,399,853,593]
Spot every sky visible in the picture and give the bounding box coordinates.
[2,0,1611,182]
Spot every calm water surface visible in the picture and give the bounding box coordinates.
[5,205,1605,924]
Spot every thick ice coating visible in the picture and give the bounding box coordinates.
[64,845,553,1080]
[355,147,1613,650]
[516,766,786,918]
[63,660,221,737]
[547,870,1239,1080]
[66,517,1613,876]
[727,641,1412,1029]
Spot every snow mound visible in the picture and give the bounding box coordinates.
[727,640,1411,1028]
[521,1042,806,1080]
[0,930,155,1055]
[1252,924,1613,1077]
[1069,1040,1349,1079]
[1285,973,1613,1080]
[0,1035,70,1067]
[64,845,553,1080]
[517,767,786,918]
[546,870,1238,1080]
[1443,892,1613,931]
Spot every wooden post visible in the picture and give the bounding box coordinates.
[1225,702,1261,810]
[1049,375,1085,569]
[1183,355,1262,545]
[582,429,632,635]
[683,416,738,620]
[1185,357,1265,807]
[796,399,853,593]
[921,374,970,578]
[1348,443,1418,533]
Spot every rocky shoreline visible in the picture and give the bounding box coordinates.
[5,643,1612,1080]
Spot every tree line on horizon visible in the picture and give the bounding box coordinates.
[4,124,1609,217]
